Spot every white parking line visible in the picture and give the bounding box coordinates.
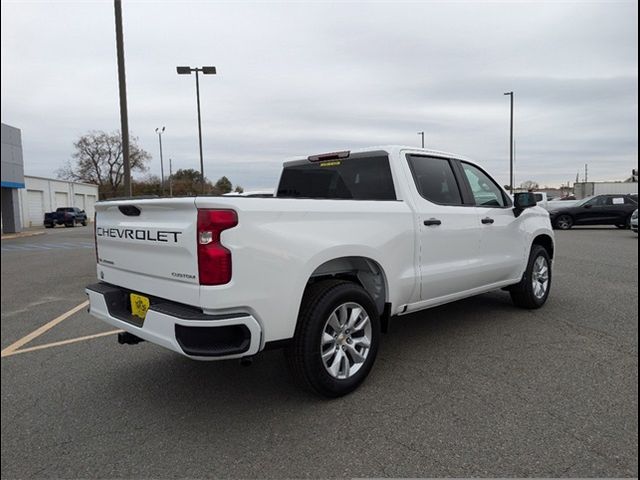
[2,330,122,357]
[1,301,89,357]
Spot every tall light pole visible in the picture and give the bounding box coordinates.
[155,126,166,194]
[418,131,425,148]
[114,0,131,196]
[177,65,217,193]
[168,158,173,197]
[504,91,514,192]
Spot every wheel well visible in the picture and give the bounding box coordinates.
[532,234,554,259]
[308,257,387,315]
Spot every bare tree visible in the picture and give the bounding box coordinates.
[520,180,540,191]
[57,130,150,197]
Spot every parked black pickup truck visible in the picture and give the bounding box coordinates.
[44,207,88,228]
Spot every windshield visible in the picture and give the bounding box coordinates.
[575,197,594,207]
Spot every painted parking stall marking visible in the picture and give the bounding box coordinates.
[1,242,94,252]
[1,300,122,358]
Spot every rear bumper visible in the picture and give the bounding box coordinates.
[85,283,262,360]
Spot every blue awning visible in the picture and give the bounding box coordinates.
[0,181,25,188]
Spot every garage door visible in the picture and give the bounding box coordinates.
[85,195,96,219]
[74,193,85,210]
[27,190,45,227]
[55,192,69,209]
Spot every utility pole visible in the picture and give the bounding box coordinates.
[155,127,166,194]
[585,164,588,182]
[504,91,514,192]
[169,158,173,197]
[114,0,131,197]
[417,131,425,148]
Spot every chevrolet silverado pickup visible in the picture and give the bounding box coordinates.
[86,146,555,397]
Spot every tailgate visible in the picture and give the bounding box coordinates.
[95,198,200,305]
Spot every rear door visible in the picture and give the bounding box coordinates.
[404,154,484,301]
[458,161,525,284]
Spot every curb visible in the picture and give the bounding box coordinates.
[1,231,46,241]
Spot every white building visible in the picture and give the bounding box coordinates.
[19,176,99,227]
[573,181,638,199]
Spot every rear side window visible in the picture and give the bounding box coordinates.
[277,155,396,200]
[407,155,463,205]
[534,194,544,202]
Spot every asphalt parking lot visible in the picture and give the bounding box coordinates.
[1,225,638,478]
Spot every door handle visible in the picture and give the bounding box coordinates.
[482,217,495,224]
[424,218,442,226]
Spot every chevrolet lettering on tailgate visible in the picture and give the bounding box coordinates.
[96,227,182,243]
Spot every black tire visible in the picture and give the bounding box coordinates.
[510,245,552,309]
[81,220,87,226]
[285,279,380,398]
[554,214,573,230]
[45,224,54,229]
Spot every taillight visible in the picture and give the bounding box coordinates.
[197,209,238,285]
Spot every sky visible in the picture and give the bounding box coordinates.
[1,0,638,190]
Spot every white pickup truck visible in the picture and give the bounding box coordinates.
[87,146,554,397]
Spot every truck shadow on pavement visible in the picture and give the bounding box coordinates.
[98,291,522,408]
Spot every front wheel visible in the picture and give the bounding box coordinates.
[285,280,380,398]
[510,245,552,309]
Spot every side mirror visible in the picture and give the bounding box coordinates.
[513,192,537,218]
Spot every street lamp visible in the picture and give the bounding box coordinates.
[504,91,514,192]
[177,65,217,193]
[155,126,165,194]
[417,131,425,149]
[168,158,173,197]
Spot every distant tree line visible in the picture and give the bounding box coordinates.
[56,130,243,199]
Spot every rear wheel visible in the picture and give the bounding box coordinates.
[554,215,573,230]
[618,215,632,230]
[81,220,87,226]
[510,245,552,309]
[285,280,380,398]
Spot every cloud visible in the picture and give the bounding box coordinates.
[1,0,637,189]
